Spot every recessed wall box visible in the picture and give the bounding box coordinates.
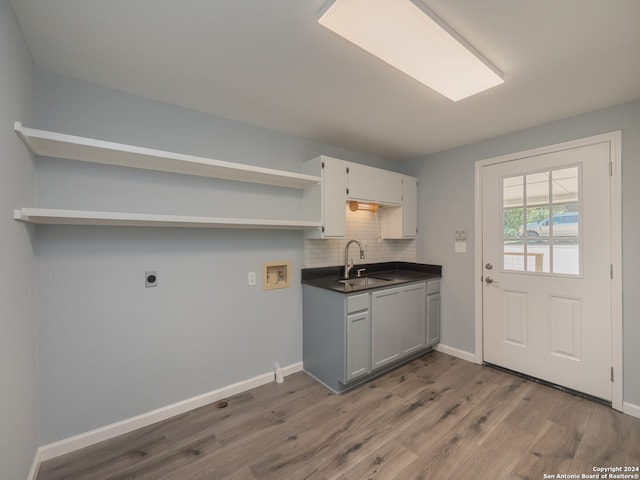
[263,262,290,290]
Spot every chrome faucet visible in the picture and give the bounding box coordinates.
[344,239,365,279]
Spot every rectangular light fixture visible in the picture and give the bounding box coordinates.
[348,200,378,212]
[318,0,504,101]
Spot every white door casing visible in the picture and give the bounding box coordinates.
[474,132,622,410]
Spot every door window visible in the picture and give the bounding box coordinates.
[502,166,580,275]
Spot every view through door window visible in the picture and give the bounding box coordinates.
[502,166,580,275]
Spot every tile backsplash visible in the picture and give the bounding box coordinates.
[304,207,416,268]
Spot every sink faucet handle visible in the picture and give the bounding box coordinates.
[356,268,366,278]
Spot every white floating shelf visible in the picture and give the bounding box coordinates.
[15,208,322,230]
[15,122,321,189]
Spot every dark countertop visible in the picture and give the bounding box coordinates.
[301,261,442,293]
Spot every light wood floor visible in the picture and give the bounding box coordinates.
[37,351,640,480]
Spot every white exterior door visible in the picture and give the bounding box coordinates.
[481,141,613,401]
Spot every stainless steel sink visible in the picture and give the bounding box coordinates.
[339,276,391,288]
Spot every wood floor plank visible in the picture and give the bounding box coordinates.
[369,353,470,399]
[500,381,566,435]
[451,375,532,446]
[246,386,406,480]
[213,374,333,445]
[508,419,582,480]
[394,366,503,454]
[333,439,417,480]
[547,390,596,432]
[103,432,219,480]
[160,391,257,446]
[219,467,257,480]
[574,402,636,467]
[36,351,640,480]
[627,419,640,466]
[197,401,343,479]
[36,425,170,480]
[391,427,477,480]
[449,419,537,480]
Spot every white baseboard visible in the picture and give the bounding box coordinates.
[434,343,476,363]
[623,401,640,419]
[282,361,303,377]
[38,361,303,463]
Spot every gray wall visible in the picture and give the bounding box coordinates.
[34,71,394,443]
[0,0,38,478]
[404,100,640,406]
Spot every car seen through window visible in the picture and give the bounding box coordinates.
[520,212,579,238]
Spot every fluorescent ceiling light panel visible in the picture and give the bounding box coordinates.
[318,0,504,101]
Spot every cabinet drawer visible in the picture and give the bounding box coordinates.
[347,293,369,313]
[427,280,440,295]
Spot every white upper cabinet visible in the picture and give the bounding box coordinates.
[346,162,379,202]
[303,155,418,240]
[303,156,347,238]
[381,175,418,239]
[402,176,418,237]
[378,170,403,206]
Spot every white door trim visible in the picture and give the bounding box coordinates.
[474,132,622,411]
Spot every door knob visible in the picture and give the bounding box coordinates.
[485,276,494,284]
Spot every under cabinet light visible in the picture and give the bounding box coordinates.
[318,0,504,101]
[348,201,378,212]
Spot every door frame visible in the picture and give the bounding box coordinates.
[473,132,623,411]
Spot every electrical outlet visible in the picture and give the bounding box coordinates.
[248,271,257,286]
[145,271,158,288]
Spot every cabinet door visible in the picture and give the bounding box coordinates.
[371,288,401,369]
[427,293,441,346]
[378,170,403,205]
[347,163,379,202]
[380,175,418,239]
[345,310,371,382]
[402,176,418,238]
[400,283,426,355]
[322,158,347,237]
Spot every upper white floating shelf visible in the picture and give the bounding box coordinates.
[14,208,321,230]
[14,122,321,189]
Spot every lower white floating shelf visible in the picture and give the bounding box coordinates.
[14,208,322,230]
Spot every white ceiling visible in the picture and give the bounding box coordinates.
[10,0,640,161]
